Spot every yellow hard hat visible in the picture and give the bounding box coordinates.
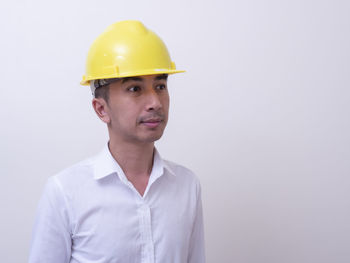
[81,20,185,85]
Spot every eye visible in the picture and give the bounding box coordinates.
[155,84,167,90]
[128,85,141,92]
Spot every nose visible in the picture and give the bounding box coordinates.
[145,89,162,111]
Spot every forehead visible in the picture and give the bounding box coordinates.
[121,74,168,84]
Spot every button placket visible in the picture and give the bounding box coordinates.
[138,203,155,263]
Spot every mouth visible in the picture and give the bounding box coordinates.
[140,118,163,128]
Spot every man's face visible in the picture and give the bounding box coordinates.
[95,74,170,144]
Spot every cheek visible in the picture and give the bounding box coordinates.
[106,104,124,123]
[116,105,140,125]
[162,94,170,110]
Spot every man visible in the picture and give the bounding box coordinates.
[28,20,205,263]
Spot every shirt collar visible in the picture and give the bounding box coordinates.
[93,143,176,181]
[93,144,124,180]
[151,147,176,180]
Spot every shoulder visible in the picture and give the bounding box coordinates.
[162,159,203,208]
[46,156,96,198]
[163,159,202,188]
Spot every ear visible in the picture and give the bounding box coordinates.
[92,98,111,123]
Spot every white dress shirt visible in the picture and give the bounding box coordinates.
[29,145,205,263]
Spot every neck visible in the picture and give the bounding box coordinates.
[108,138,155,177]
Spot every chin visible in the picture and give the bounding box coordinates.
[140,130,165,143]
[144,134,163,143]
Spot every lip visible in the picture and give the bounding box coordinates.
[140,119,162,128]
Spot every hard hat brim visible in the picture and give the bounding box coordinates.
[80,69,185,86]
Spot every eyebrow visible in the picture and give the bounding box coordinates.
[155,74,168,81]
[122,77,142,84]
[121,74,168,84]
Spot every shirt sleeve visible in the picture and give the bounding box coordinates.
[28,177,72,263]
[188,179,206,263]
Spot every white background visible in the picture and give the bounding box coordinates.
[1,0,350,262]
